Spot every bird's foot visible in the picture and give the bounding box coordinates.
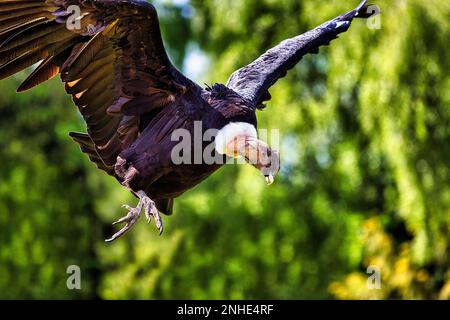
[105,191,163,242]
[139,191,164,236]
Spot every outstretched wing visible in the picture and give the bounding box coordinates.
[227,0,374,109]
[0,0,200,173]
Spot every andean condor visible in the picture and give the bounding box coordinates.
[0,0,375,241]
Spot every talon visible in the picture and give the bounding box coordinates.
[106,216,137,242]
[138,192,163,234]
[106,204,140,242]
[144,203,152,224]
[106,223,134,242]
[106,191,165,242]
[112,218,124,226]
[158,224,163,236]
[154,214,163,235]
[151,206,163,235]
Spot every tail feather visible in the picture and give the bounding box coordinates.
[155,198,174,216]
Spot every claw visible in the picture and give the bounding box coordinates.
[112,209,134,226]
[154,214,163,235]
[143,201,152,224]
[105,191,164,242]
[106,207,139,242]
[106,220,138,242]
[111,216,127,226]
[105,222,134,242]
[139,192,163,235]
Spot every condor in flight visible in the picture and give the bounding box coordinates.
[0,0,374,241]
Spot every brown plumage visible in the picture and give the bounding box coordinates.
[0,0,374,241]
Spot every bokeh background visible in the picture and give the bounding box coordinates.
[0,0,449,299]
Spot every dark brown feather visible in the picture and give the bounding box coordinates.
[17,55,60,91]
[0,0,199,183]
[0,12,55,30]
[0,6,58,22]
[227,0,373,107]
[156,198,174,216]
[0,20,63,51]
[69,132,114,175]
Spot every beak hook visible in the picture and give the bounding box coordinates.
[265,175,274,185]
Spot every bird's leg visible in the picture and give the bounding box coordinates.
[105,190,163,242]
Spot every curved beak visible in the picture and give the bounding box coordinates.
[265,175,275,186]
[227,137,280,185]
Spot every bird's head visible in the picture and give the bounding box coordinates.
[215,122,280,185]
[206,83,280,184]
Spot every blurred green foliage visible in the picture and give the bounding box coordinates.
[0,0,448,299]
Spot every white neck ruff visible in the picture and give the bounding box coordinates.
[214,122,257,155]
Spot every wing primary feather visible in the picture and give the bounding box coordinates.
[17,46,72,92]
[227,0,375,107]
[0,20,62,52]
[65,66,112,94]
[0,0,198,179]
[0,12,55,30]
[62,48,114,82]
[0,38,77,80]
[0,2,45,12]
[0,17,47,41]
[0,6,59,23]
[61,32,107,76]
